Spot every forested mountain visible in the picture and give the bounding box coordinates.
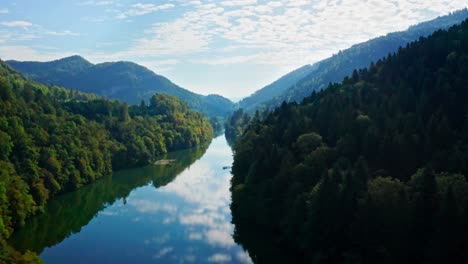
[231,19,468,263]
[238,8,468,112]
[0,60,213,262]
[7,56,234,118]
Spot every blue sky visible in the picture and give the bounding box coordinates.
[0,0,466,100]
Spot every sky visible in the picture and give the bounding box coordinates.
[0,0,466,100]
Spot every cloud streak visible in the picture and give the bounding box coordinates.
[108,0,467,70]
[77,1,115,6]
[115,3,175,19]
[1,20,33,27]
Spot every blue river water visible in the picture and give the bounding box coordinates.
[11,135,252,263]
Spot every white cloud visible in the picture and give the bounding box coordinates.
[236,250,254,264]
[120,0,466,70]
[0,8,9,14]
[220,0,257,7]
[128,199,178,214]
[207,253,232,263]
[205,227,236,248]
[95,1,114,5]
[0,20,33,27]
[0,45,75,61]
[267,1,283,8]
[286,0,311,7]
[132,20,209,54]
[46,30,80,36]
[77,1,114,6]
[116,3,175,19]
[185,1,202,6]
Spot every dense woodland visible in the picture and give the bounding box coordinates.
[225,109,252,145]
[231,20,468,263]
[7,56,235,118]
[10,143,209,255]
[0,61,213,263]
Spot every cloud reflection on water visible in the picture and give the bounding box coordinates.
[109,137,251,263]
[146,137,252,263]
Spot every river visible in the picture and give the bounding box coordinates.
[10,135,252,264]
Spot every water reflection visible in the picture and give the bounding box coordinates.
[10,136,252,264]
[232,221,303,264]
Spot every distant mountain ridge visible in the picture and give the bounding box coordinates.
[239,8,468,112]
[7,56,234,118]
[238,64,316,112]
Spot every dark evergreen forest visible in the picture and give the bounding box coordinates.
[231,19,468,264]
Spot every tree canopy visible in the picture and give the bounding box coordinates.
[231,19,468,263]
[0,60,213,263]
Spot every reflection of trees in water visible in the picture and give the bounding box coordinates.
[232,218,303,264]
[10,142,210,254]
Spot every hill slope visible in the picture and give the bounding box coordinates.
[238,64,316,112]
[231,19,468,263]
[239,8,468,112]
[0,59,213,262]
[7,56,234,117]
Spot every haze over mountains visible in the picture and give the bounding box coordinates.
[239,8,468,112]
[7,56,234,118]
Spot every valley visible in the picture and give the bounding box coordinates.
[1,3,468,264]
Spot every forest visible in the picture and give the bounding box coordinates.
[231,19,468,263]
[7,56,235,119]
[0,60,213,263]
[10,143,209,255]
[225,109,252,145]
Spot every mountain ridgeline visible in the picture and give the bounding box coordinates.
[6,56,234,118]
[238,8,468,112]
[231,19,468,263]
[238,64,316,112]
[0,60,213,263]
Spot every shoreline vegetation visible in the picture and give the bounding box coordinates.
[9,141,210,255]
[0,60,213,263]
[231,20,468,263]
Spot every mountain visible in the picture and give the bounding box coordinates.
[0,59,213,262]
[238,64,316,112]
[239,8,468,112]
[6,56,234,118]
[231,19,468,263]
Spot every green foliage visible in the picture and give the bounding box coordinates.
[224,108,266,144]
[10,143,209,254]
[7,56,235,118]
[0,60,213,260]
[225,109,250,144]
[231,19,468,263]
[0,241,42,264]
[209,116,223,135]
